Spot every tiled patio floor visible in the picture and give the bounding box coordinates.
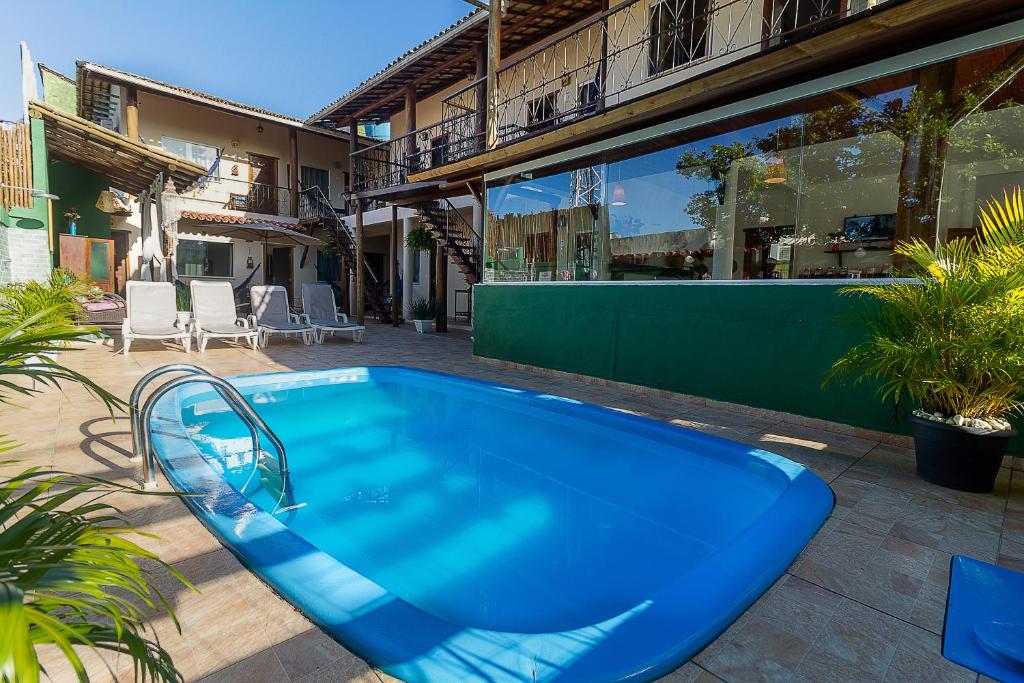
[9,324,1022,682]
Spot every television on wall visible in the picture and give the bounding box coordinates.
[843,214,895,242]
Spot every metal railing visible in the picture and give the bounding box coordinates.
[132,366,288,490]
[182,176,293,216]
[351,0,892,192]
[351,79,485,193]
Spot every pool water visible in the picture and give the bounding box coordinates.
[155,367,833,682]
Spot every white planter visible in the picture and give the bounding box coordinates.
[414,319,435,334]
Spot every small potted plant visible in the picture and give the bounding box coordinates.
[825,189,1024,493]
[411,297,436,334]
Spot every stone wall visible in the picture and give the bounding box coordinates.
[3,227,50,282]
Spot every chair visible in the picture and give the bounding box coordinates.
[122,281,191,354]
[190,280,259,352]
[301,283,365,344]
[248,285,314,346]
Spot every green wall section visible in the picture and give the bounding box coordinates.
[48,161,111,239]
[473,283,903,435]
[41,70,77,114]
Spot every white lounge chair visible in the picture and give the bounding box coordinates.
[122,281,191,354]
[248,285,314,347]
[190,280,259,352]
[301,283,365,344]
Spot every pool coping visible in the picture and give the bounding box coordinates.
[150,366,835,683]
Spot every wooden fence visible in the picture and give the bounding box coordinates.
[0,122,33,209]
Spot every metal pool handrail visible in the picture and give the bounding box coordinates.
[137,374,289,490]
[130,364,213,461]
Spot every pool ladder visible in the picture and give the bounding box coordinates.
[130,364,289,490]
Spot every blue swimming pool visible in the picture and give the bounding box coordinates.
[150,367,833,682]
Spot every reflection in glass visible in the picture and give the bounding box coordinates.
[485,41,1024,283]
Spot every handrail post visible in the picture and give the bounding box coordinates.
[130,364,212,462]
[138,374,288,490]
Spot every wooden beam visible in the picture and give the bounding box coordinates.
[390,205,400,326]
[124,86,139,141]
[435,240,448,332]
[288,128,299,218]
[486,0,503,149]
[405,84,417,160]
[355,203,365,325]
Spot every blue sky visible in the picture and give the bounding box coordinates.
[0,0,471,121]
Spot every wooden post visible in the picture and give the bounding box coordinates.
[405,85,417,169]
[125,86,139,141]
[390,205,400,326]
[435,243,448,333]
[288,128,299,218]
[597,0,609,111]
[348,119,358,199]
[355,203,365,325]
[339,255,350,315]
[475,42,487,152]
[486,0,502,150]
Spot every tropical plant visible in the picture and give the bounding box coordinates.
[824,188,1024,420]
[0,464,191,682]
[405,225,437,252]
[0,269,90,330]
[410,297,436,321]
[0,310,190,681]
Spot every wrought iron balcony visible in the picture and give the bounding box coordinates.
[351,0,893,194]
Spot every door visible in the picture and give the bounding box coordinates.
[266,245,293,301]
[248,153,279,215]
[58,234,114,291]
[112,230,131,296]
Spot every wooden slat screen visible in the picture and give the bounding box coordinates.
[0,122,33,209]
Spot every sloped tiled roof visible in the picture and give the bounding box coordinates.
[306,0,604,126]
[76,62,352,140]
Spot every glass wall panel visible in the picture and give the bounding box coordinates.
[485,39,1024,283]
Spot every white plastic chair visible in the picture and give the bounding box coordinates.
[190,280,259,352]
[301,283,365,344]
[122,281,191,354]
[248,285,314,346]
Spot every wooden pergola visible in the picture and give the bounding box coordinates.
[28,100,206,196]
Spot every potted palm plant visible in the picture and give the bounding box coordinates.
[826,189,1024,493]
[411,297,436,334]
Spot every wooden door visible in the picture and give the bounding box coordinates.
[59,234,115,291]
[111,230,131,296]
[248,153,278,215]
[266,245,293,301]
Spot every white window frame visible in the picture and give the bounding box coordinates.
[161,136,221,175]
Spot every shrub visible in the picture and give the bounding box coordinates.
[825,188,1024,420]
[411,297,436,321]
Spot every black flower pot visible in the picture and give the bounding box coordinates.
[910,416,1014,493]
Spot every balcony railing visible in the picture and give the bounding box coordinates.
[182,176,293,216]
[351,0,892,193]
[352,78,485,193]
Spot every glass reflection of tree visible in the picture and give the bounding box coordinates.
[673,44,1024,269]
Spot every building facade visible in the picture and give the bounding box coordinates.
[309,0,1024,440]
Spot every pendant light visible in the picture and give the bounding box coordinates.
[765,125,786,184]
[610,164,627,206]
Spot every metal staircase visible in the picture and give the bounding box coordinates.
[413,199,482,285]
[299,187,390,321]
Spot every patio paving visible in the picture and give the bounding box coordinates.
[7,324,1021,683]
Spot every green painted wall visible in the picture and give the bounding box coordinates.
[40,71,76,114]
[0,117,50,233]
[48,160,112,268]
[474,282,904,433]
[48,161,111,239]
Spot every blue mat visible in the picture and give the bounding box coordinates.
[944,555,1024,682]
